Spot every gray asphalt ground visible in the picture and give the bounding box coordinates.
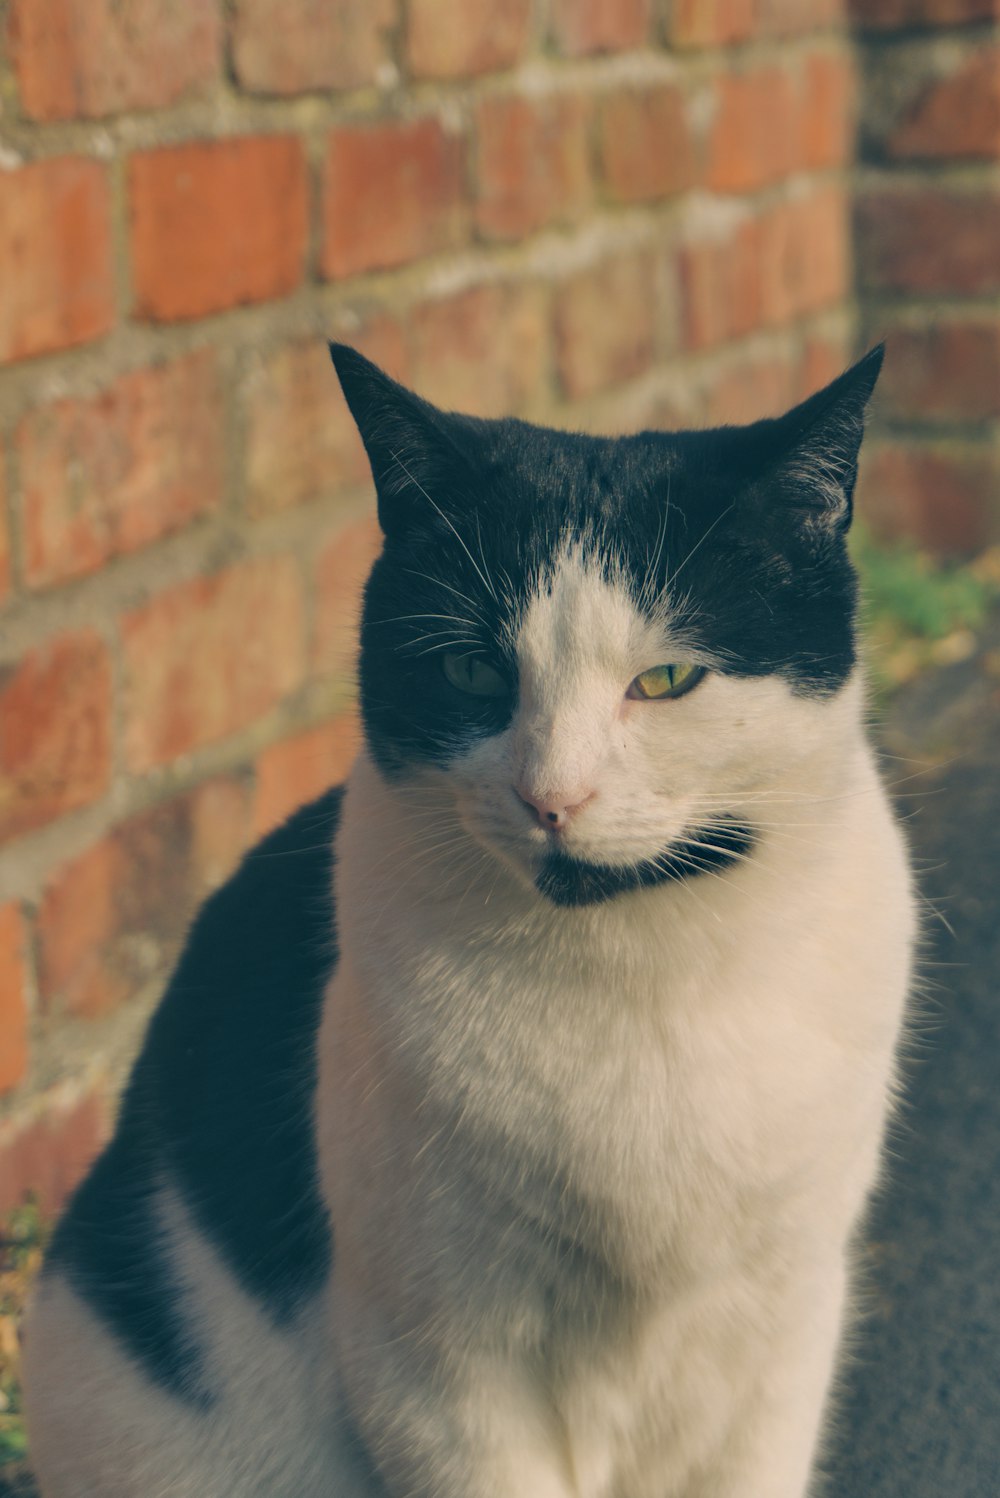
[825,638,1000,1496]
[3,645,998,1498]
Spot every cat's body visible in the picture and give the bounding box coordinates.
[24,346,914,1498]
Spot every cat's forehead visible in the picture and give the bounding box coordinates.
[515,540,683,683]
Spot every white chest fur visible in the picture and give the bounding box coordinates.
[316,729,913,1498]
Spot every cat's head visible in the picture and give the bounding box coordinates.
[330,342,882,908]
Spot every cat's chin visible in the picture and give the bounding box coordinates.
[534,823,755,908]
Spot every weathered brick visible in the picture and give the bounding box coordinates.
[0,904,29,1095]
[680,189,848,351]
[856,188,1000,296]
[798,332,854,399]
[18,350,225,590]
[475,92,592,241]
[879,322,1000,423]
[408,282,552,415]
[848,0,1000,28]
[407,0,532,78]
[322,116,466,279]
[7,0,220,120]
[0,1086,109,1217]
[886,49,1000,160]
[130,137,309,321]
[554,252,657,401]
[550,0,650,54]
[0,158,114,365]
[312,517,383,680]
[0,632,112,842]
[701,352,797,427]
[231,0,394,94]
[859,442,999,555]
[670,0,756,47]
[0,452,10,602]
[123,558,307,771]
[706,66,799,192]
[253,713,362,836]
[37,778,249,1020]
[800,51,854,170]
[672,0,841,44]
[245,321,406,517]
[599,83,696,204]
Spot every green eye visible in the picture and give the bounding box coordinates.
[627,663,705,701]
[442,653,509,698]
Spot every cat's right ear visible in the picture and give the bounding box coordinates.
[329,343,473,538]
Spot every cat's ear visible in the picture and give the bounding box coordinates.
[751,345,884,535]
[329,343,474,537]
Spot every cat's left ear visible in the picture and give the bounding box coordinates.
[751,345,884,535]
[329,342,475,538]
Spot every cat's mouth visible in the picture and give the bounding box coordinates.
[534,822,755,908]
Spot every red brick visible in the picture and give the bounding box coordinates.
[253,713,362,837]
[0,1087,109,1217]
[322,116,466,280]
[886,49,1000,160]
[0,904,29,1095]
[847,0,1000,28]
[670,0,756,47]
[130,137,308,321]
[550,0,650,54]
[407,0,532,78]
[760,186,849,324]
[0,452,10,602]
[856,189,1000,296]
[599,84,696,204]
[18,350,225,590]
[706,66,799,192]
[475,92,592,241]
[800,51,855,170]
[7,0,220,120]
[0,158,114,365]
[879,323,1000,424]
[798,332,854,399]
[680,188,848,351]
[701,353,797,427]
[408,282,551,415]
[0,632,112,842]
[37,778,249,1020]
[859,442,999,555]
[672,0,841,44]
[313,517,383,680]
[554,252,657,401]
[245,343,365,517]
[246,322,406,517]
[123,558,307,771]
[231,0,393,94]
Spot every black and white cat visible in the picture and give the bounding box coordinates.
[24,343,914,1498]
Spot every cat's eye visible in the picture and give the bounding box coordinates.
[627,663,705,701]
[441,653,509,698]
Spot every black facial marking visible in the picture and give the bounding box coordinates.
[47,790,340,1403]
[536,823,756,908]
[329,343,883,781]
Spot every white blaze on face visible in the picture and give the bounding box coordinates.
[445,542,860,880]
[511,546,657,813]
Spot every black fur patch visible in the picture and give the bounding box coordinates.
[46,790,341,1403]
[536,823,755,908]
[330,343,883,781]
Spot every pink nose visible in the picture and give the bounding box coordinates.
[515,783,595,830]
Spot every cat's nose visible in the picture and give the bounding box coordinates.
[514,783,595,831]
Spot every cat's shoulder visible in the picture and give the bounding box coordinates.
[44,785,343,1397]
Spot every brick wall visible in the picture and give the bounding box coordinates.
[851,0,1000,554]
[0,0,858,1211]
